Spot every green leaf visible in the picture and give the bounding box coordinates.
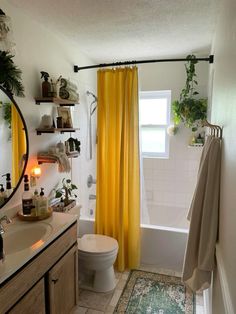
[0,51,24,97]
[55,191,62,198]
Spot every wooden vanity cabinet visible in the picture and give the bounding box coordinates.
[8,279,46,314]
[0,222,78,314]
[48,245,78,314]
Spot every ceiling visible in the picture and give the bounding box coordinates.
[9,0,220,63]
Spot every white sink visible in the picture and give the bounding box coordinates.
[3,222,53,255]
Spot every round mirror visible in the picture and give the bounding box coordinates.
[0,86,28,209]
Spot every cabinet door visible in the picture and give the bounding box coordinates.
[9,278,45,314]
[48,244,78,314]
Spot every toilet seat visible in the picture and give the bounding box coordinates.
[78,234,118,254]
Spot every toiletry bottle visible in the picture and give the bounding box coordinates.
[32,189,39,216]
[0,185,6,206]
[22,175,33,215]
[40,71,50,97]
[59,197,64,212]
[2,173,13,199]
[50,79,56,97]
[37,188,48,215]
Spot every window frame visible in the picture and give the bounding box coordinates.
[139,90,171,158]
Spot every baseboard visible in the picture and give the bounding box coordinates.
[215,244,234,314]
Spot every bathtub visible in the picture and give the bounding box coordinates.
[79,204,189,273]
[141,203,189,272]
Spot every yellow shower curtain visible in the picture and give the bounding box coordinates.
[11,105,26,187]
[96,67,140,272]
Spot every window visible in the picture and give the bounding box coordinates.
[139,90,171,158]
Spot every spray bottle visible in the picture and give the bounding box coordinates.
[40,71,50,97]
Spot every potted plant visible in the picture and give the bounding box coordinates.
[54,178,78,211]
[172,55,207,131]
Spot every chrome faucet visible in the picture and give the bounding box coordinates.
[0,215,12,233]
[87,175,96,188]
[0,215,12,262]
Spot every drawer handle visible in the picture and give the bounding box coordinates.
[52,278,59,284]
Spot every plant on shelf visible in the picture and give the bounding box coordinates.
[0,51,24,97]
[172,54,207,131]
[55,178,78,206]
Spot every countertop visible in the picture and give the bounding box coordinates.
[0,212,77,285]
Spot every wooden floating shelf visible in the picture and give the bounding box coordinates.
[35,97,79,106]
[36,127,79,135]
[37,152,80,164]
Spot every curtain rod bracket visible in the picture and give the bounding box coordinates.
[74,55,214,72]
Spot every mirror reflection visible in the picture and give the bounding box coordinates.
[0,88,27,207]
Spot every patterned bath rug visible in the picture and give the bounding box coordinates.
[115,270,195,313]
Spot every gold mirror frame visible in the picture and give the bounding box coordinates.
[0,85,29,209]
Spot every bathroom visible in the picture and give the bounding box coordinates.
[78,61,207,273]
[0,0,235,314]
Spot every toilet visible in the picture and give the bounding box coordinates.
[78,234,119,292]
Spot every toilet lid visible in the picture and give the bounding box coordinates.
[78,234,118,254]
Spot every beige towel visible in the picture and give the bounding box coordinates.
[182,135,221,292]
[38,153,71,173]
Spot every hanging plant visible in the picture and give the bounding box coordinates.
[3,102,11,129]
[0,50,24,97]
[172,55,207,131]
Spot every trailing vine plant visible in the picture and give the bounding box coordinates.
[172,55,207,131]
[0,51,24,97]
[3,102,11,129]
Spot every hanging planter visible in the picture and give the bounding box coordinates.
[172,55,207,131]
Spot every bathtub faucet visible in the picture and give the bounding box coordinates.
[87,175,96,188]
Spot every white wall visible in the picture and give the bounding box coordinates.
[139,62,208,224]
[210,0,236,312]
[0,1,97,215]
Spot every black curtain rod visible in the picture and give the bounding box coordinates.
[74,55,214,72]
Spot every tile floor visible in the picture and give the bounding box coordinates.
[72,264,205,314]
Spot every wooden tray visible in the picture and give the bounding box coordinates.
[17,208,52,221]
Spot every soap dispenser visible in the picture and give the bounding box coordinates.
[2,173,13,198]
[0,185,6,206]
[37,188,48,215]
[32,189,39,216]
[22,175,33,215]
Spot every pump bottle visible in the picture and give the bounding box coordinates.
[2,173,13,198]
[22,175,33,215]
[0,185,6,206]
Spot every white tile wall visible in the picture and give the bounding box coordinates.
[71,85,97,218]
[142,127,203,212]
